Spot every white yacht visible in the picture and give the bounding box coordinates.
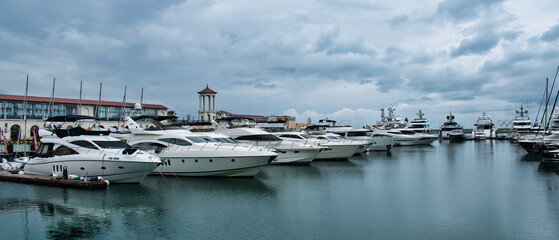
[440,112,464,140]
[22,134,161,183]
[512,105,532,135]
[114,116,278,177]
[271,132,360,160]
[474,112,494,139]
[305,119,390,152]
[323,127,374,153]
[407,110,432,133]
[370,106,408,129]
[214,117,324,164]
[376,128,437,146]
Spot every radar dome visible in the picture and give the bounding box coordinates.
[134,103,142,110]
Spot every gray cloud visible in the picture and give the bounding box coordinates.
[435,0,505,22]
[450,31,500,57]
[541,23,559,42]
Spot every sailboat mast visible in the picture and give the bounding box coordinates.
[119,86,127,129]
[22,75,29,145]
[46,78,55,118]
[78,81,82,115]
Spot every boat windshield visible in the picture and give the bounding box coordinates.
[186,136,218,143]
[93,140,130,149]
[158,138,192,146]
[215,137,237,143]
[236,135,282,141]
[299,134,315,139]
[347,131,367,137]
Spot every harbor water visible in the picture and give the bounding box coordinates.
[1,140,559,239]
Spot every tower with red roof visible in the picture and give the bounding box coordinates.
[198,84,217,122]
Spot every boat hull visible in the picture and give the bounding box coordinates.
[368,135,394,151]
[272,148,322,164]
[23,158,159,183]
[152,151,275,177]
[315,144,360,160]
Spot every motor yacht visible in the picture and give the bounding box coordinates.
[512,105,533,138]
[304,119,387,152]
[22,134,161,183]
[271,132,360,160]
[113,116,277,177]
[377,128,438,146]
[370,106,408,130]
[214,117,324,164]
[474,113,494,139]
[440,112,463,140]
[407,110,432,134]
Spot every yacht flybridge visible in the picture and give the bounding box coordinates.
[112,116,278,177]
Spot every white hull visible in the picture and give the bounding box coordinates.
[273,147,322,164]
[315,144,360,160]
[23,158,159,183]
[368,135,395,151]
[153,151,274,177]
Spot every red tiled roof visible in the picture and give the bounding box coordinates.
[0,94,168,110]
[198,87,217,94]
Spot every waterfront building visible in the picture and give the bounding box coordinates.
[0,94,167,141]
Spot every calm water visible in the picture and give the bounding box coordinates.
[2,140,559,239]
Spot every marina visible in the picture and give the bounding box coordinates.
[1,140,559,239]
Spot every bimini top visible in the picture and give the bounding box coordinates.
[131,115,178,122]
[46,115,96,122]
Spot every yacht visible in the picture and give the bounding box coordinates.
[440,112,464,140]
[271,132,360,160]
[305,119,392,152]
[474,113,494,139]
[407,110,432,134]
[22,134,161,183]
[378,128,438,146]
[323,127,374,153]
[214,117,324,164]
[371,106,408,130]
[512,105,532,137]
[114,116,278,177]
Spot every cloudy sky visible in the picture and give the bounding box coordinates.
[1,0,559,128]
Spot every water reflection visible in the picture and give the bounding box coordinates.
[538,161,559,174]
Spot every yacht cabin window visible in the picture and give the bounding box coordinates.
[186,136,218,143]
[53,146,79,156]
[70,140,99,149]
[235,135,282,141]
[93,141,130,149]
[158,138,192,146]
[132,142,167,151]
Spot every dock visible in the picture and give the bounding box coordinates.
[0,170,108,190]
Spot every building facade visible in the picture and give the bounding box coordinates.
[0,94,167,141]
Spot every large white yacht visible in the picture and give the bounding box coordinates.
[440,112,464,141]
[271,132,360,160]
[407,110,431,133]
[374,128,437,146]
[371,106,408,129]
[474,112,494,139]
[512,105,532,135]
[214,117,324,164]
[22,134,161,183]
[113,116,278,177]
